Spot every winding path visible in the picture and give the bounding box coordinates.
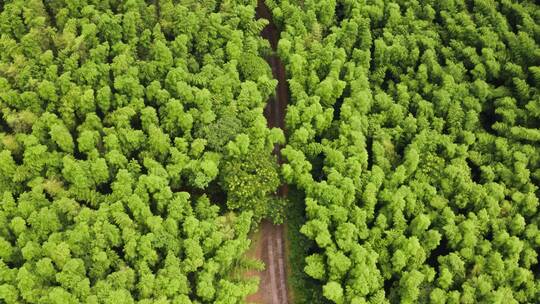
[246,1,290,303]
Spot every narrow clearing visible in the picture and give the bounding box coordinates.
[246,1,290,303]
[246,221,288,304]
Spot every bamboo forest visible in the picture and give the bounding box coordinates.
[0,0,538,303]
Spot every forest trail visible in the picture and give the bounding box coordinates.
[245,1,290,303]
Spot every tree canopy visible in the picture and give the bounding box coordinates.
[271,0,540,303]
[0,0,283,303]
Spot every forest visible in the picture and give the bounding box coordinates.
[0,0,539,304]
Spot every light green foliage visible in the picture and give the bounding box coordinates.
[272,0,540,303]
[304,254,326,280]
[323,281,344,304]
[0,0,280,303]
[3,0,539,303]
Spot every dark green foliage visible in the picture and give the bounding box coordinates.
[220,149,281,222]
[195,112,243,152]
[286,187,329,304]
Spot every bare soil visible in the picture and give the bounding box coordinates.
[245,1,291,303]
[246,221,288,304]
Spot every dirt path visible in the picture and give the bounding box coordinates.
[245,1,290,303]
[246,221,288,304]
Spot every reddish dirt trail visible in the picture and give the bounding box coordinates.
[245,1,290,303]
[246,221,288,304]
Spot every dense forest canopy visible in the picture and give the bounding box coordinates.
[0,0,539,303]
[270,0,540,303]
[0,0,283,303]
